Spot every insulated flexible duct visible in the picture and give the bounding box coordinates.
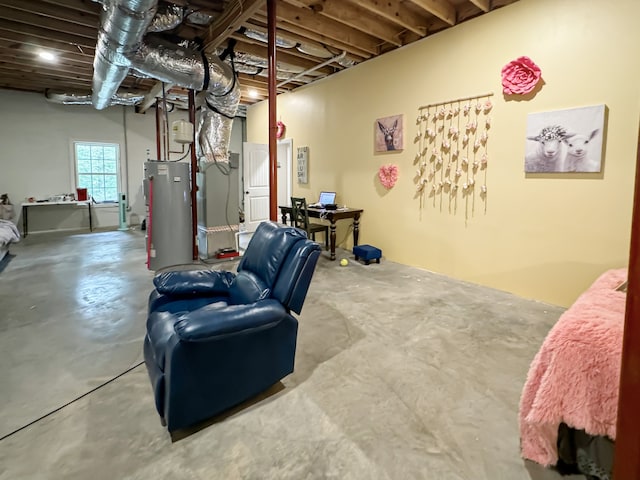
[46,89,145,106]
[91,0,158,110]
[131,35,240,163]
[91,1,238,163]
[147,3,183,32]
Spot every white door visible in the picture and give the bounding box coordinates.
[277,139,292,208]
[243,142,270,232]
[243,140,292,232]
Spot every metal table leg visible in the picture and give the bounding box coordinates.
[22,205,28,237]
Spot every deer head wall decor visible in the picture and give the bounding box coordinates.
[375,114,403,152]
[378,119,398,151]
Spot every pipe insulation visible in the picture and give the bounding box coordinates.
[130,35,240,163]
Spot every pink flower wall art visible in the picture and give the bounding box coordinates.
[378,164,399,189]
[501,56,542,95]
[375,114,404,152]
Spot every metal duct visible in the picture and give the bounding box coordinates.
[243,28,296,49]
[232,63,316,84]
[231,51,306,74]
[185,10,213,26]
[92,0,158,110]
[296,42,335,59]
[91,2,238,162]
[277,51,347,88]
[147,3,183,32]
[233,63,263,76]
[233,51,268,68]
[46,89,145,106]
[337,56,359,68]
[131,35,240,163]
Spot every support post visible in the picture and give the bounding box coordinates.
[188,90,198,260]
[614,125,640,479]
[154,101,161,161]
[267,0,277,220]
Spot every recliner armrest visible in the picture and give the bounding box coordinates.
[153,270,235,296]
[174,299,288,342]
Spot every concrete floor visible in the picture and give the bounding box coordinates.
[0,229,583,479]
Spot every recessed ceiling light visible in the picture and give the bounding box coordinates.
[38,51,57,62]
[248,89,259,98]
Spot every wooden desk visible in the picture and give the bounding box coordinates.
[22,201,93,237]
[279,206,363,260]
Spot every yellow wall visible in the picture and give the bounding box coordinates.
[247,0,640,307]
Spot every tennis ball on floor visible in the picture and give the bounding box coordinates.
[340,258,348,266]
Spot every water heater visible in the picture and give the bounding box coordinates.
[145,161,192,270]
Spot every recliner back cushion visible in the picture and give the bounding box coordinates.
[271,241,321,314]
[238,222,307,289]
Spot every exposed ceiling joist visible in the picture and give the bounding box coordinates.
[39,0,100,16]
[243,20,366,63]
[291,0,404,47]
[0,28,95,57]
[0,0,98,28]
[253,11,373,59]
[0,18,96,49]
[410,0,457,26]
[0,7,97,40]
[0,56,92,79]
[274,2,381,55]
[349,0,429,37]
[0,0,520,106]
[232,38,336,76]
[203,0,263,52]
[469,0,491,12]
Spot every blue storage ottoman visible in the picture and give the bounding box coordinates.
[353,244,382,265]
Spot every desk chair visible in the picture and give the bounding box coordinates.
[291,197,329,249]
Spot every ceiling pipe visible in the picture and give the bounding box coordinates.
[276,51,346,88]
[91,0,158,110]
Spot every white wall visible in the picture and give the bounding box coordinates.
[0,90,154,231]
[0,90,207,233]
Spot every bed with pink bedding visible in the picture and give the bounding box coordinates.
[519,268,626,478]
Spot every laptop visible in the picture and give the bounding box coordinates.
[309,191,336,208]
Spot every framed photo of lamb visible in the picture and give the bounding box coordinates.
[524,104,605,173]
[375,114,404,153]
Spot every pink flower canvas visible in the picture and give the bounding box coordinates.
[501,56,542,95]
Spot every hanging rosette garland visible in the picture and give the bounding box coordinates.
[378,164,399,189]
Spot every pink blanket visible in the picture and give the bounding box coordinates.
[519,268,626,466]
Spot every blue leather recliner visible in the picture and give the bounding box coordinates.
[143,221,321,432]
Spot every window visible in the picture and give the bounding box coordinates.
[74,142,120,203]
